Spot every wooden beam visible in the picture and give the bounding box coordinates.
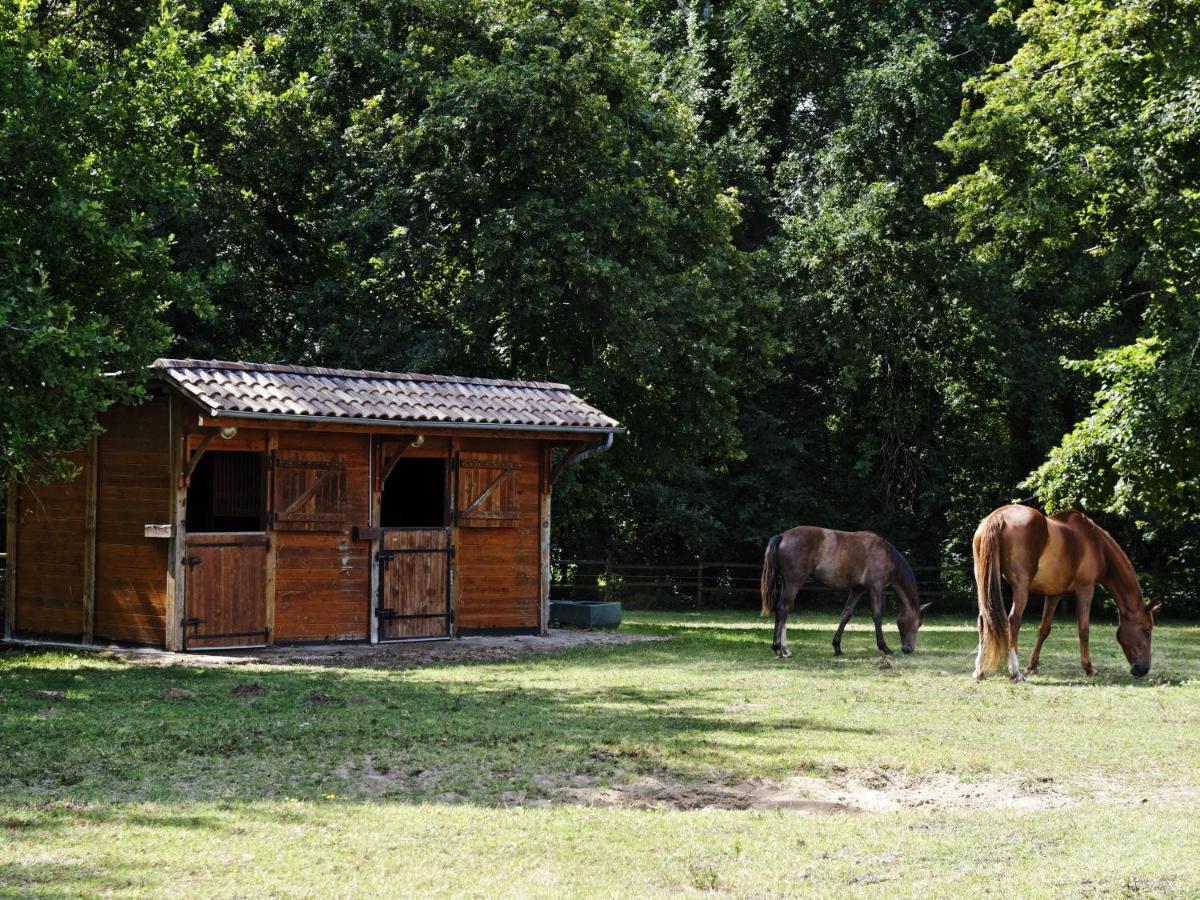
[80,436,99,644]
[547,444,585,489]
[264,430,279,646]
[368,436,381,644]
[4,477,17,639]
[196,414,610,443]
[449,437,460,638]
[375,443,409,492]
[164,397,187,651]
[539,447,552,636]
[181,430,217,486]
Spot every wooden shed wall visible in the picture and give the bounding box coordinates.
[94,397,171,644]
[273,430,372,642]
[12,448,91,637]
[454,437,544,631]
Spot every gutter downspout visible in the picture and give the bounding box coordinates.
[566,432,614,467]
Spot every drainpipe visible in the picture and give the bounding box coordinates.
[566,432,614,468]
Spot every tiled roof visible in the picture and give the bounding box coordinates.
[151,359,622,432]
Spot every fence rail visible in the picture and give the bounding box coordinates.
[551,557,1198,614]
[552,558,974,610]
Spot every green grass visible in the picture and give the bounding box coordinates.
[2,611,1199,897]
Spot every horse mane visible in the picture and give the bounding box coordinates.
[1083,514,1144,606]
[885,542,920,607]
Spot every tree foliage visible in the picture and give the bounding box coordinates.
[932,0,1200,554]
[5,0,1200,585]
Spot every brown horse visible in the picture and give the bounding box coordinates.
[972,504,1160,681]
[760,527,928,658]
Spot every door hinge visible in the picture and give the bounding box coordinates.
[185,556,202,567]
[183,617,203,629]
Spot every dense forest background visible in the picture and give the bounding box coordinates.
[3,0,1198,595]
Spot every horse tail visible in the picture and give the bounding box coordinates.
[974,514,1008,673]
[760,534,782,616]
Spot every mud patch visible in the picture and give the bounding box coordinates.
[564,770,1075,815]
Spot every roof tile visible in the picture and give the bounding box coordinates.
[152,358,621,432]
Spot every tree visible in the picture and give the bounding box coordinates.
[931,0,1200,551]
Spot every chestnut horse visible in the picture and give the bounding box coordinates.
[760,527,928,658]
[972,504,1160,681]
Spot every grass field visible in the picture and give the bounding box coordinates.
[3,610,1200,897]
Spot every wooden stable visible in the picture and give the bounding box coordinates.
[3,360,620,650]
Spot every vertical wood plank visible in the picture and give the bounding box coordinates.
[80,436,99,643]
[265,430,279,645]
[539,446,551,636]
[449,437,459,637]
[164,397,187,651]
[4,477,17,639]
[369,435,380,644]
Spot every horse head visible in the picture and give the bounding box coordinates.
[896,600,931,655]
[1116,599,1160,678]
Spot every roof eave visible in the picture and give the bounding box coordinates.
[196,407,625,435]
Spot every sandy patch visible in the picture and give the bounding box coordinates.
[561,770,1075,814]
[4,629,664,670]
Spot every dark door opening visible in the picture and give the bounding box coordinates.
[186,451,267,532]
[380,457,447,527]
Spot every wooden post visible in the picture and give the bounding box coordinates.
[265,430,278,645]
[368,435,380,644]
[695,559,703,608]
[4,478,17,639]
[164,397,187,651]
[539,445,552,636]
[449,437,459,638]
[81,437,99,643]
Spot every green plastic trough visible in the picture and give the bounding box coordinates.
[549,600,622,629]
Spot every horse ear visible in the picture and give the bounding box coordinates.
[1148,600,1162,615]
[919,603,932,613]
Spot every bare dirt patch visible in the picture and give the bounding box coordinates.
[561,770,1076,814]
[7,629,665,670]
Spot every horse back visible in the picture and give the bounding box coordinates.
[1042,511,1106,591]
[777,526,890,589]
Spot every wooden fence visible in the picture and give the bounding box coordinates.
[552,557,1198,615]
[552,558,975,611]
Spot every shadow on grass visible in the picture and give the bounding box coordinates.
[2,614,1193,811]
[0,636,887,810]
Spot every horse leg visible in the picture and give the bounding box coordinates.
[1007,581,1029,681]
[832,590,863,656]
[973,615,987,681]
[1076,585,1096,676]
[772,579,802,659]
[870,586,891,656]
[1027,594,1061,675]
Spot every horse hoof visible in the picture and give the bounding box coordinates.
[1027,666,1038,676]
[972,671,985,682]
[832,647,843,657]
[1010,672,1025,683]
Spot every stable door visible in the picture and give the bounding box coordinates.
[377,528,452,640]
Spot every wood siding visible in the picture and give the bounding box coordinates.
[272,430,371,641]
[94,398,171,644]
[454,438,543,630]
[13,449,90,637]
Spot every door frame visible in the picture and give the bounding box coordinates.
[369,435,455,643]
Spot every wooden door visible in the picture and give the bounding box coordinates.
[377,528,451,640]
[183,534,268,649]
